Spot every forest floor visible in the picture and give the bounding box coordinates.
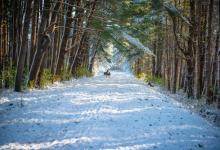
[0,71,220,150]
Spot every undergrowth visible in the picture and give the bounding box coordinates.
[74,67,93,78]
[39,69,53,88]
[135,72,164,86]
[0,67,16,88]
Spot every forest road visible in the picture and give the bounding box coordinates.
[0,71,220,150]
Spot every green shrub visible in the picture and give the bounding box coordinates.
[145,74,164,85]
[52,75,61,82]
[60,67,72,81]
[39,69,53,87]
[28,80,35,89]
[136,72,145,79]
[1,67,16,88]
[74,67,93,78]
[22,67,29,89]
[133,71,165,86]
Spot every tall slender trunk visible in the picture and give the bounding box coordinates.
[216,0,220,109]
[178,58,183,89]
[12,0,18,65]
[172,47,178,94]
[204,0,214,103]
[70,0,98,73]
[89,39,100,72]
[29,1,61,84]
[194,0,202,99]
[185,0,195,98]
[56,1,75,75]
[152,41,156,76]
[30,0,38,67]
[14,0,33,92]
[89,50,97,73]
[51,30,59,75]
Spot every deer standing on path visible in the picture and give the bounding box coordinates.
[104,70,111,78]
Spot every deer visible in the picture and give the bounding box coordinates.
[104,69,111,78]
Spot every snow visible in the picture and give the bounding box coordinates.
[0,71,220,150]
[122,32,155,56]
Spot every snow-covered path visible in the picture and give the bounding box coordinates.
[0,72,220,150]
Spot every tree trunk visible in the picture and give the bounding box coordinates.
[172,48,178,94]
[14,0,33,92]
[56,1,75,75]
[51,30,59,76]
[89,50,97,73]
[29,1,59,84]
[216,0,220,109]
[204,0,214,103]
[70,0,98,73]
[185,0,195,98]
[30,0,38,67]
[89,39,100,72]
[194,0,202,99]
[152,41,156,76]
[186,58,194,98]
